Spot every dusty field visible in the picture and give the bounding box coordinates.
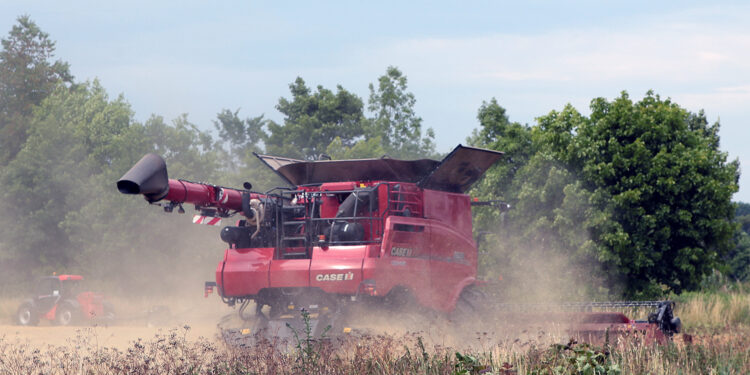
[0,295,232,350]
[0,323,219,349]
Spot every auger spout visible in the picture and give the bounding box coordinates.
[117,153,170,202]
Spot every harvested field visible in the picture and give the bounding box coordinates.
[1,291,749,374]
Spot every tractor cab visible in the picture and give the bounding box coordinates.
[32,275,83,312]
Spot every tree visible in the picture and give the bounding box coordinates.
[0,80,226,294]
[724,202,750,281]
[325,135,387,160]
[265,77,364,159]
[577,93,738,295]
[737,202,750,235]
[213,108,284,190]
[214,109,267,165]
[468,98,533,201]
[0,81,132,278]
[471,92,740,298]
[0,16,73,164]
[365,66,436,159]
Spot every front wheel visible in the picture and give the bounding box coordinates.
[55,303,78,326]
[16,302,39,326]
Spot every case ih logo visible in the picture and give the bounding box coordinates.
[390,247,414,257]
[315,272,355,282]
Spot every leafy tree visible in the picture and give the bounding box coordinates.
[213,108,284,190]
[0,16,73,164]
[724,231,750,282]
[737,202,750,234]
[0,80,225,294]
[214,109,267,166]
[266,68,434,161]
[468,98,533,202]
[265,77,364,159]
[579,93,738,295]
[62,112,225,294]
[723,202,750,281]
[365,66,436,159]
[325,135,387,160]
[472,92,739,298]
[0,81,131,278]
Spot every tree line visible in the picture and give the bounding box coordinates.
[0,16,744,298]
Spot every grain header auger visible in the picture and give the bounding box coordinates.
[117,145,681,343]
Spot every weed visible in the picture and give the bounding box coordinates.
[285,308,331,372]
[453,351,494,374]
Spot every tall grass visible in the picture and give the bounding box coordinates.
[0,324,748,374]
[674,286,750,330]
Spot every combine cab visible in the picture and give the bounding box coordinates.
[118,145,680,341]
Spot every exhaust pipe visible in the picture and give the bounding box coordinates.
[117,153,169,202]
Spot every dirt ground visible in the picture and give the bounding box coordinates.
[0,296,617,351]
[0,295,233,350]
[0,324,220,349]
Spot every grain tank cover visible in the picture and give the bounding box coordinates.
[418,145,504,193]
[254,144,502,192]
[254,153,439,186]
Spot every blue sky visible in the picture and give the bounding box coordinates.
[1,1,749,201]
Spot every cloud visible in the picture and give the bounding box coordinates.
[347,9,750,201]
[361,25,750,90]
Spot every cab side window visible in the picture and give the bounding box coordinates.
[36,278,60,296]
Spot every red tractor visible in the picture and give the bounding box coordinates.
[16,274,114,326]
[118,145,680,341]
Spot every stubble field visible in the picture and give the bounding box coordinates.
[0,290,749,374]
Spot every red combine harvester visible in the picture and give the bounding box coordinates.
[16,274,114,326]
[117,145,680,342]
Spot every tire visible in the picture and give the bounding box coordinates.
[55,303,78,326]
[16,302,39,326]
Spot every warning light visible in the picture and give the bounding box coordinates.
[473,197,479,202]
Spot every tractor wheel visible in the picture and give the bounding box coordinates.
[55,303,78,326]
[16,302,39,326]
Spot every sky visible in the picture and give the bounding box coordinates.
[1,1,749,201]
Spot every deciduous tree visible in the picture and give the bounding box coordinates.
[365,66,436,159]
[0,16,73,164]
[471,92,740,298]
[265,77,364,159]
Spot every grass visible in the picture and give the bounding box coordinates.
[674,289,750,330]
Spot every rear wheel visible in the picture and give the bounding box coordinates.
[55,303,78,326]
[16,302,39,326]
